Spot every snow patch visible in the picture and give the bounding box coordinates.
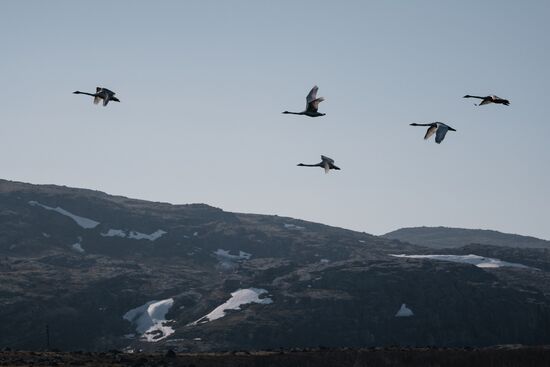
[101,229,127,238]
[214,249,251,270]
[72,242,85,253]
[390,254,532,269]
[214,249,251,261]
[395,303,414,317]
[284,223,305,230]
[123,298,175,342]
[189,288,272,325]
[101,229,167,241]
[128,230,167,241]
[28,201,99,229]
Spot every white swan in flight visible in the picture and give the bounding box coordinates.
[73,87,120,106]
[297,155,340,173]
[463,94,509,106]
[283,86,326,117]
[410,122,456,144]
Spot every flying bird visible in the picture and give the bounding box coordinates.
[73,87,120,106]
[463,94,509,106]
[410,122,456,144]
[297,155,340,173]
[283,85,326,117]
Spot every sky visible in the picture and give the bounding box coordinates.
[1,1,549,239]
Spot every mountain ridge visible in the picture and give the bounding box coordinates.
[384,226,550,249]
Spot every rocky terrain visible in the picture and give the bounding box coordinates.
[1,347,550,367]
[1,179,550,352]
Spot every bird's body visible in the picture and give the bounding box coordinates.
[297,155,340,173]
[73,87,120,106]
[410,122,456,144]
[463,94,509,106]
[283,85,325,117]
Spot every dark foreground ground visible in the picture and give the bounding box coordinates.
[1,347,550,367]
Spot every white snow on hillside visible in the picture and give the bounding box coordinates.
[189,288,272,326]
[128,230,166,241]
[214,249,252,261]
[28,201,99,229]
[390,254,532,269]
[214,249,251,270]
[72,242,85,253]
[395,303,414,317]
[284,223,305,230]
[101,229,126,238]
[123,298,175,342]
[101,229,167,241]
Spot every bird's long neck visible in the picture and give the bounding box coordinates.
[298,163,321,167]
[410,123,432,126]
[464,95,484,99]
[74,91,97,97]
[283,111,304,115]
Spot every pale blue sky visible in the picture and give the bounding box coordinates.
[1,1,549,239]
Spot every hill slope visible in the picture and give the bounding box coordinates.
[383,226,550,249]
[1,180,550,351]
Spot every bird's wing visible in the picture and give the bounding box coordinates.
[103,96,110,106]
[321,155,334,164]
[435,124,449,143]
[307,97,325,113]
[424,125,437,140]
[93,95,101,105]
[96,87,102,93]
[306,86,319,105]
[479,99,492,105]
[323,161,330,174]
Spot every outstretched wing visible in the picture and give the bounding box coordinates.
[306,86,319,104]
[306,97,325,113]
[435,124,449,143]
[424,125,437,140]
[305,86,324,113]
[323,161,330,174]
[479,99,492,105]
[321,155,334,164]
[103,95,110,106]
[93,95,101,105]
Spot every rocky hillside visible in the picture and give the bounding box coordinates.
[1,179,550,351]
[2,347,550,367]
[383,226,550,249]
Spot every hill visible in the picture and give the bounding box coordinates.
[383,226,550,249]
[1,179,550,351]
